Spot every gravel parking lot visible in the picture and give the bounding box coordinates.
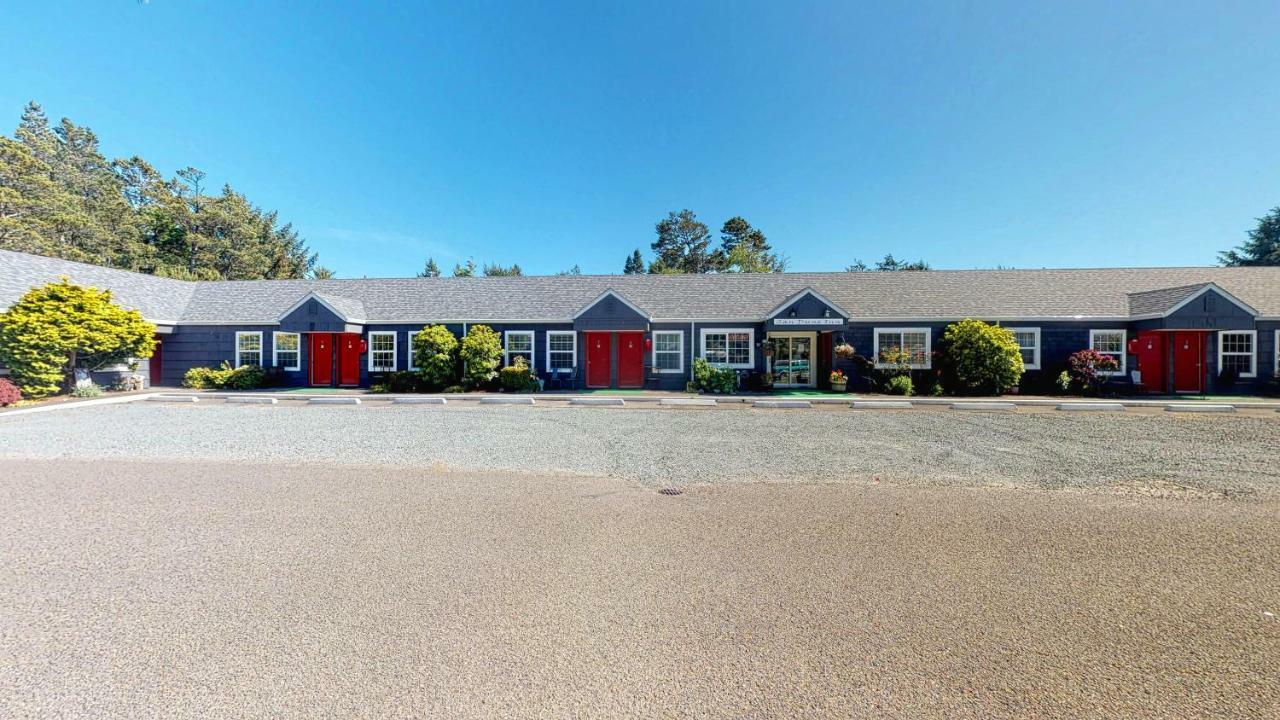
[1,403,1277,718]
[1,401,1278,498]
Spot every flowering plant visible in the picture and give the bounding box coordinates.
[834,342,856,358]
[829,370,846,383]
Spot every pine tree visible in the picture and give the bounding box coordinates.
[311,266,336,279]
[452,259,477,277]
[718,216,784,272]
[556,264,582,275]
[623,249,644,274]
[1219,207,1280,266]
[418,257,441,277]
[482,262,522,276]
[650,210,714,273]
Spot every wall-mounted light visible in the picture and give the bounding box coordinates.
[823,309,831,318]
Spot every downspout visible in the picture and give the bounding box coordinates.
[462,322,468,379]
[689,321,695,389]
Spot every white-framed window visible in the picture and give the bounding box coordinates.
[700,328,754,368]
[504,331,534,367]
[1008,327,1040,370]
[653,331,684,373]
[1218,330,1256,378]
[873,328,931,369]
[1089,329,1126,376]
[545,331,576,371]
[272,332,300,371]
[406,330,420,371]
[368,331,397,372]
[235,331,262,368]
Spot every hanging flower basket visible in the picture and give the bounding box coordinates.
[834,342,856,359]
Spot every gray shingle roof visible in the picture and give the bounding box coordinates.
[0,250,194,322]
[1127,283,1210,316]
[3,249,1279,323]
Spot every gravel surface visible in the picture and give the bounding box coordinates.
[0,459,1276,719]
[1,402,1278,498]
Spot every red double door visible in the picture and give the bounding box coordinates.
[585,332,644,388]
[1132,330,1207,393]
[310,333,362,386]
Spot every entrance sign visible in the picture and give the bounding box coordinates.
[773,318,843,326]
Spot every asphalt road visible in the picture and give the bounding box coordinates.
[1,458,1276,719]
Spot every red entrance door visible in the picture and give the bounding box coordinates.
[310,333,333,386]
[586,332,611,388]
[149,336,163,387]
[1172,331,1204,393]
[338,333,362,386]
[618,332,644,388]
[1130,331,1165,393]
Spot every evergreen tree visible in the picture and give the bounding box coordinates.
[417,257,442,277]
[556,264,582,275]
[718,216,784,272]
[623,249,644,274]
[846,254,931,272]
[482,262,522,276]
[1,102,318,280]
[310,266,336,279]
[650,209,714,273]
[1219,207,1280,266]
[452,259,477,277]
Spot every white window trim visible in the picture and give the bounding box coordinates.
[1008,327,1041,370]
[544,331,576,372]
[699,328,755,369]
[367,331,398,372]
[272,331,301,371]
[406,330,419,371]
[652,330,684,373]
[1217,330,1257,379]
[1088,329,1127,376]
[873,327,932,369]
[504,330,535,367]
[1275,329,1279,377]
[235,331,263,368]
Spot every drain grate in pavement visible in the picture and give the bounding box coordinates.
[658,488,683,496]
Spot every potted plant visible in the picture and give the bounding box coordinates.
[834,341,856,359]
[829,369,847,392]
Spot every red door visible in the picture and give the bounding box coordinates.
[586,332,611,388]
[149,337,163,387]
[338,333,362,386]
[1130,331,1165,393]
[1172,331,1204,393]
[618,332,644,388]
[310,333,333,386]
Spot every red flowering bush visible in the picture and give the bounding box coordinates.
[1065,349,1119,395]
[0,377,21,406]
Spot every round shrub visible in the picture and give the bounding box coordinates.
[939,319,1024,396]
[693,358,737,393]
[886,375,914,396]
[0,377,22,406]
[499,356,539,392]
[71,381,103,398]
[460,325,502,387]
[1065,349,1118,396]
[412,325,459,389]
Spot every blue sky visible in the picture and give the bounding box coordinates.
[3,2,1278,276]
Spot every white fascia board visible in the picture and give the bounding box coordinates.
[764,287,850,319]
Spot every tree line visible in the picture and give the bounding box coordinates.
[0,102,319,280]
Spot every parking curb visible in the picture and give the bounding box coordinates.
[951,402,1016,411]
[570,397,626,407]
[225,396,278,405]
[480,396,535,405]
[150,394,200,403]
[660,398,717,407]
[308,397,361,405]
[1056,403,1125,412]
[393,397,447,405]
[851,401,913,410]
[754,400,812,409]
[1164,404,1235,413]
